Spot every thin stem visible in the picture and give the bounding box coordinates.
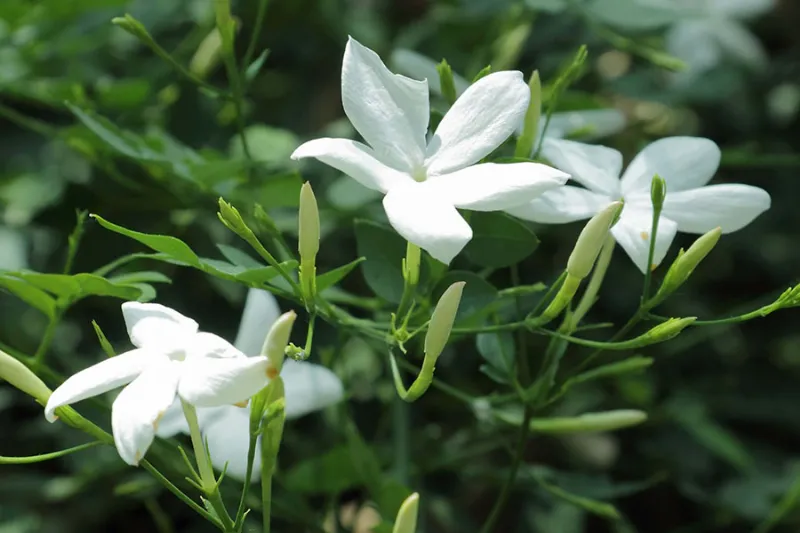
[529,271,568,318]
[510,265,530,385]
[395,358,477,404]
[64,211,88,275]
[392,393,411,485]
[33,305,67,367]
[304,312,316,357]
[641,201,662,303]
[479,404,533,533]
[576,311,644,371]
[262,473,273,533]
[234,434,259,528]
[141,459,222,527]
[568,235,615,329]
[395,242,421,326]
[243,0,270,72]
[0,441,102,464]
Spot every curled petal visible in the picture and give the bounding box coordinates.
[45,348,159,422]
[662,184,771,234]
[291,138,410,193]
[382,182,472,265]
[621,137,721,196]
[611,210,678,273]
[506,186,613,224]
[342,37,429,171]
[234,289,282,356]
[281,360,344,419]
[177,355,270,407]
[111,358,180,466]
[423,162,568,211]
[202,406,259,481]
[541,138,623,197]
[121,302,198,352]
[426,71,529,176]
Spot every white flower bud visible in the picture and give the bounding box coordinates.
[567,201,623,280]
[424,282,465,361]
[260,311,297,376]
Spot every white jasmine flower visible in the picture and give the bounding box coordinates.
[44,302,273,466]
[291,37,569,264]
[390,48,626,144]
[506,137,771,272]
[157,289,344,481]
[665,0,774,84]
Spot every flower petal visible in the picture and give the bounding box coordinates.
[44,348,158,422]
[425,71,529,176]
[545,108,627,141]
[291,138,410,193]
[390,48,470,97]
[422,162,569,211]
[111,358,180,465]
[154,399,189,438]
[620,137,721,196]
[661,184,771,234]
[188,332,247,359]
[234,288,281,356]
[712,20,768,68]
[342,37,428,172]
[665,21,723,83]
[202,406,259,481]
[505,186,613,224]
[610,209,678,273]
[282,360,344,419]
[177,355,270,407]
[122,302,198,352]
[541,138,622,197]
[710,0,775,19]
[382,182,472,265]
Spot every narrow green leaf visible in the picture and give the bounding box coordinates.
[108,271,172,285]
[0,276,56,318]
[235,264,296,285]
[476,332,516,384]
[754,468,800,533]
[216,244,263,269]
[561,356,653,393]
[317,257,366,293]
[92,321,116,358]
[92,215,201,266]
[65,102,160,160]
[13,272,143,301]
[534,475,621,520]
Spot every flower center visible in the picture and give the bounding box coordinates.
[411,166,427,183]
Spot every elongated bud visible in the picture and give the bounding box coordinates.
[0,350,51,405]
[393,493,420,533]
[189,28,223,78]
[111,14,151,42]
[567,201,624,280]
[436,60,458,105]
[218,198,249,237]
[424,282,465,361]
[636,317,696,345]
[528,410,647,434]
[299,183,320,303]
[514,70,542,158]
[650,174,666,214]
[260,311,296,376]
[403,242,421,287]
[651,227,721,307]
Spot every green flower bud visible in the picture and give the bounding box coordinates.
[299,182,320,261]
[111,14,151,42]
[260,311,297,376]
[436,60,458,105]
[567,201,623,279]
[217,198,249,238]
[424,282,465,361]
[189,28,223,79]
[637,317,696,345]
[403,242,421,287]
[0,350,51,405]
[393,492,420,533]
[651,227,721,306]
[528,410,647,434]
[514,70,542,158]
[650,174,666,214]
[539,273,582,322]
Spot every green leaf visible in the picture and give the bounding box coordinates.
[317,257,366,293]
[436,271,497,323]
[326,177,382,211]
[354,220,406,303]
[10,273,142,301]
[530,470,621,520]
[283,446,363,495]
[235,264,294,285]
[476,332,516,384]
[245,49,270,82]
[216,244,263,269]
[92,321,116,358]
[560,356,653,393]
[92,215,201,266]
[108,271,172,285]
[65,102,161,160]
[464,212,539,268]
[0,276,56,318]
[754,467,800,533]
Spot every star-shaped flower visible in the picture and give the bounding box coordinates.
[291,37,569,264]
[45,302,273,466]
[156,289,344,481]
[506,136,771,272]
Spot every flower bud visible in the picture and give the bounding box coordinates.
[436,60,458,105]
[529,410,647,434]
[539,273,582,322]
[393,492,420,533]
[260,311,297,376]
[650,174,666,214]
[636,317,696,345]
[111,14,151,42]
[298,182,320,261]
[567,201,623,280]
[189,28,224,79]
[424,282,465,361]
[652,227,721,306]
[514,70,542,158]
[217,198,249,238]
[0,350,51,405]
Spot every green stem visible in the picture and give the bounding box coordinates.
[641,201,662,303]
[392,392,411,485]
[395,242,421,326]
[0,441,102,464]
[261,475,273,533]
[234,433,259,528]
[33,304,67,367]
[242,0,270,72]
[64,211,88,275]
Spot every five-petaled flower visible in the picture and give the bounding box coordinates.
[291,37,569,265]
[44,302,276,466]
[506,136,771,272]
[155,289,344,481]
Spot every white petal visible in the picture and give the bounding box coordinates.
[710,0,775,19]
[282,360,344,419]
[425,71,529,176]
[665,21,723,83]
[291,138,410,193]
[0,226,28,271]
[44,348,158,422]
[111,358,180,465]
[121,302,198,352]
[541,138,623,197]
[422,163,569,211]
[177,355,270,407]
[154,399,189,438]
[610,209,678,273]
[234,289,281,356]
[187,332,247,359]
[712,20,768,68]
[546,109,627,141]
[382,182,472,265]
[620,137,721,196]
[505,186,613,224]
[202,406,259,481]
[342,37,428,172]
[661,184,771,234]
[390,48,470,97]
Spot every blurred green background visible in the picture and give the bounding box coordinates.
[1,0,800,532]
